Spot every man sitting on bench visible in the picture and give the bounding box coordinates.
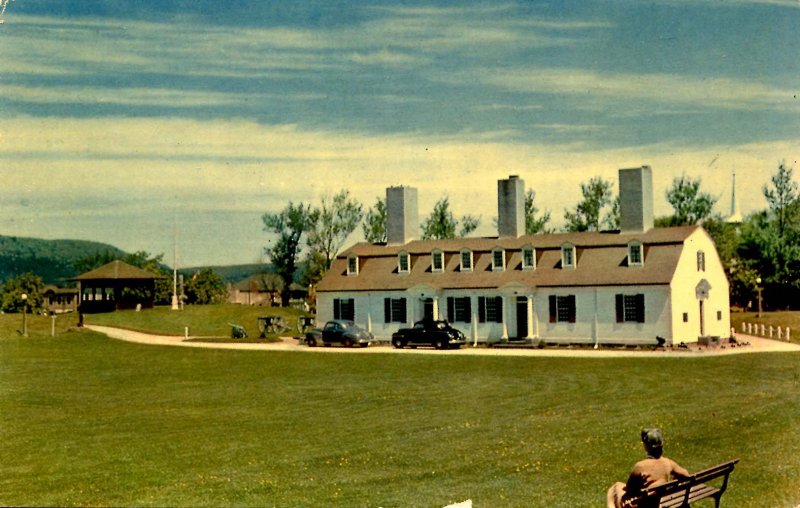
[607,428,691,508]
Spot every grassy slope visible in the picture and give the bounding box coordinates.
[85,304,308,339]
[2,314,800,507]
[731,311,800,343]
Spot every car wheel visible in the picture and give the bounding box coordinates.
[343,337,354,348]
[307,337,317,347]
[434,339,446,350]
[392,337,405,349]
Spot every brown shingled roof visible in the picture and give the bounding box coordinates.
[71,260,161,281]
[316,226,699,292]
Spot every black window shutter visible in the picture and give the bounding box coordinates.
[478,297,486,323]
[615,294,624,323]
[495,296,503,323]
[399,298,407,323]
[636,294,645,323]
[384,298,391,323]
[447,297,454,322]
[333,299,341,320]
[568,295,576,323]
[464,297,472,323]
[549,295,556,323]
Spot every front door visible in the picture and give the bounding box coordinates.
[423,298,434,321]
[516,296,528,339]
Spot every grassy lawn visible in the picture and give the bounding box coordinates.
[2,313,800,507]
[731,311,800,344]
[84,304,309,340]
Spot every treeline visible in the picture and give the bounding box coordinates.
[265,162,799,311]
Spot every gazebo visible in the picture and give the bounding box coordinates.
[71,260,162,313]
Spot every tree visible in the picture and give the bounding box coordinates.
[263,202,311,306]
[184,268,227,304]
[563,176,615,232]
[421,197,480,240]
[664,175,717,226]
[524,189,552,234]
[763,161,799,238]
[362,197,387,243]
[305,190,363,285]
[1,272,45,313]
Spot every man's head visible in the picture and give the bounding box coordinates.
[641,428,664,458]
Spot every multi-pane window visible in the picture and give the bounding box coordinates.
[561,244,575,268]
[432,250,444,272]
[492,249,505,271]
[697,251,706,272]
[398,252,410,273]
[447,296,472,323]
[522,247,536,270]
[615,294,645,323]
[460,250,473,271]
[384,297,407,323]
[333,298,355,321]
[548,295,576,323]
[347,256,359,275]
[628,243,643,266]
[478,296,503,323]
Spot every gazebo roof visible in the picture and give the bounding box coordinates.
[71,260,161,281]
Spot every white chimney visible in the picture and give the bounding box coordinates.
[386,186,419,245]
[498,175,525,237]
[619,166,654,233]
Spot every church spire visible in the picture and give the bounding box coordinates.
[727,169,742,223]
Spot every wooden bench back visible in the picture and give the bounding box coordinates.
[639,458,739,502]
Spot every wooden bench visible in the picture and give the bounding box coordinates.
[631,459,739,508]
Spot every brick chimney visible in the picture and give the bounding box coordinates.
[497,175,525,237]
[619,166,654,233]
[386,186,419,245]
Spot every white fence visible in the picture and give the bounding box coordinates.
[739,322,792,341]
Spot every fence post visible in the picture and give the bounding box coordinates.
[741,322,746,333]
[787,327,791,341]
[769,325,774,338]
[747,323,752,334]
[185,326,189,339]
[778,327,783,339]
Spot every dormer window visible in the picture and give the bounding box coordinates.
[561,243,576,269]
[522,246,536,270]
[628,242,643,267]
[432,249,444,272]
[398,252,410,274]
[460,249,473,272]
[347,255,359,276]
[492,248,505,271]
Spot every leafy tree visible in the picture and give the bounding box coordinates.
[73,250,119,275]
[184,268,228,305]
[525,189,552,234]
[563,176,615,232]
[421,197,480,240]
[263,202,311,306]
[1,272,45,313]
[305,190,363,285]
[763,162,799,238]
[663,175,717,226]
[362,197,387,243]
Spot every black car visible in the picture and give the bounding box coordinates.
[391,319,466,349]
[305,320,372,347]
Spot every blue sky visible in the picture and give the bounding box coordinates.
[1,0,798,266]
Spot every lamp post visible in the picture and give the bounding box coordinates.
[755,277,763,318]
[21,293,28,337]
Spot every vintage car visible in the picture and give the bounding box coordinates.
[305,319,372,348]
[391,319,466,349]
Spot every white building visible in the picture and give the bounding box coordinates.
[316,166,731,346]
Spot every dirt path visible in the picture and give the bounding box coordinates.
[84,325,800,358]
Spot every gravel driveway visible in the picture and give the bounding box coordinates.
[85,325,800,358]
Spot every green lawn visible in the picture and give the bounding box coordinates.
[84,304,308,340]
[2,313,800,507]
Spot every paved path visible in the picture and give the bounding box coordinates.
[85,325,800,358]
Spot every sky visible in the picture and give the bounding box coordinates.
[1,0,798,267]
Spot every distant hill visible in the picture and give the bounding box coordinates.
[0,235,128,285]
[182,263,268,283]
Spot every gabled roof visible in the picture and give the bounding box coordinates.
[316,226,700,292]
[71,260,161,281]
